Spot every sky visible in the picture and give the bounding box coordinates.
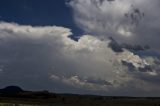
[0,0,160,96]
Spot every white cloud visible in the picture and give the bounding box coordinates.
[0,21,159,96]
[67,0,160,49]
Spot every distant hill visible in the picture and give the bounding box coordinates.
[0,86,23,94]
[0,86,57,99]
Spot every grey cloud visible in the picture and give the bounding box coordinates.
[121,60,135,71]
[50,75,113,92]
[121,60,155,74]
[121,55,160,86]
[124,6,145,25]
[121,44,150,52]
[85,77,113,86]
[0,22,160,96]
[108,37,150,53]
[67,0,160,50]
[138,65,152,73]
[108,37,124,52]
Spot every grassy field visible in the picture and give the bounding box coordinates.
[0,97,160,106]
[0,86,160,106]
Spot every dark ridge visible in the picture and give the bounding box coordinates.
[0,86,23,94]
[0,85,160,106]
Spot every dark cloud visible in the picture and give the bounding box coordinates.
[122,60,154,73]
[122,44,150,52]
[108,37,123,52]
[68,35,81,41]
[121,60,135,71]
[138,65,152,73]
[108,37,150,53]
[125,6,145,25]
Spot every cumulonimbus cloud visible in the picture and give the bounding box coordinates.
[0,22,159,96]
[67,0,160,50]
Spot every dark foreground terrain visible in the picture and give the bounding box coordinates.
[0,86,160,106]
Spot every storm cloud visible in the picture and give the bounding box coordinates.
[0,22,159,96]
[67,0,160,50]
